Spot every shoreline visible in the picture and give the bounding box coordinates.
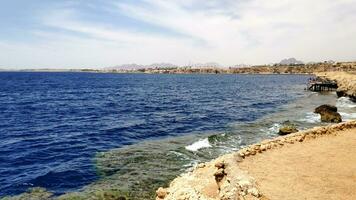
[1,61,355,75]
[1,74,314,200]
[156,72,356,200]
[316,71,356,101]
[157,120,356,200]
[1,72,354,200]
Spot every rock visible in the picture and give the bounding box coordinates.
[314,105,342,123]
[197,163,206,168]
[314,104,338,113]
[320,111,342,123]
[278,121,298,135]
[215,162,225,169]
[350,96,356,103]
[214,168,225,182]
[214,168,225,177]
[298,135,305,142]
[336,90,346,98]
[156,187,167,199]
[247,188,260,197]
[250,150,256,155]
[260,145,266,151]
[279,126,298,135]
[235,154,243,162]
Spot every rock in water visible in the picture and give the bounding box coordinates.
[336,90,346,98]
[314,104,338,113]
[278,121,298,135]
[314,105,342,123]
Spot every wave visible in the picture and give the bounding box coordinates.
[185,138,211,152]
[266,123,281,135]
[298,112,320,123]
[340,112,356,121]
[336,97,356,108]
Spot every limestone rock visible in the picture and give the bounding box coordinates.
[278,121,298,135]
[215,162,225,169]
[314,104,338,113]
[314,105,342,123]
[156,187,167,199]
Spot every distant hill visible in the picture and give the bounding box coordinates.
[279,58,303,65]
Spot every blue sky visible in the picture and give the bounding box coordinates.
[1,0,356,68]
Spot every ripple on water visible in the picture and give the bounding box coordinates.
[0,72,311,196]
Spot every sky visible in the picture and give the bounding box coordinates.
[0,0,356,69]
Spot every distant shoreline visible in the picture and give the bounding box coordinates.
[0,70,313,75]
[1,61,355,75]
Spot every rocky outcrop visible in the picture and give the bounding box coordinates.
[316,72,356,102]
[157,121,356,200]
[314,105,342,123]
[278,121,298,135]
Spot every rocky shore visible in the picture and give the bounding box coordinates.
[316,71,356,101]
[156,120,356,200]
[156,71,356,200]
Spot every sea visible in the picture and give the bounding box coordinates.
[0,72,355,198]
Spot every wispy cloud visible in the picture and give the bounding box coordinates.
[0,0,355,68]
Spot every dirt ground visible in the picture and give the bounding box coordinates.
[239,128,356,200]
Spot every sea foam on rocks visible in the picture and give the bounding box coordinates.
[185,138,211,152]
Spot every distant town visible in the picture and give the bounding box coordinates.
[2,58,356,74]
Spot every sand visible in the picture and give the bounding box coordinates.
[239,128,356,200]
[157,121,356,200]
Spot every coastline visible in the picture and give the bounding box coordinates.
[157,121,356,200]
[1,61,355,75]
[1,71,354,200]
[156,72,356,200]
[315,71,356,101]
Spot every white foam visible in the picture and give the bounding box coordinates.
[267,123,281,135]
[185,138,211,152]
[336,97,356,108]
[299,112,320,123]
[340,112,356,121]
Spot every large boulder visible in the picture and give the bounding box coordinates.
[278,121,298,135]
[314,104,337,113]
[314,105,342,123]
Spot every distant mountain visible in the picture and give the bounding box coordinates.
[107,63,178,70]
[279,58,303,65]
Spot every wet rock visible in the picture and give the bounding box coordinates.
[278,121,298,135]
[279,126,298,135]
[350,95,356,103]
[336,90,347,98]
[314,105,342,123]
[315,104,338,113]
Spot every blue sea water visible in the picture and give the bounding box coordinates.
[0,72,309,196]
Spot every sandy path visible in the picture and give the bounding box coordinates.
[239,128,356,200]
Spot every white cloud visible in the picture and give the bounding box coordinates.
[0,0,356,68]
